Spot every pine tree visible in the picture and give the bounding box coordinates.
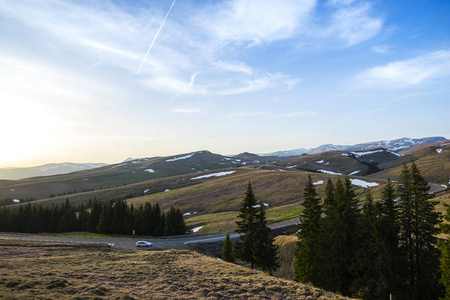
[221,233,235,263]
[440,204,450,300]
[234,182,259,269]
[398,163,442,299]
[234,182,278,273]
[253,202,279,274]
[377,179,402,297]
[295,175,322,284]
[319,177,360,296]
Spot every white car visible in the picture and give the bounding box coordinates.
[136,241,152,247]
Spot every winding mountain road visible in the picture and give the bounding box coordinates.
[0,220,298,251]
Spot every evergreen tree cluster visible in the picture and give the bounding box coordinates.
[0,199,187,237]
[295,164,443,299]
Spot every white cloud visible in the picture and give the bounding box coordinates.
[199,0,316,46]
[171,108,202,114]
[213,60,254,75]
[371,44,391,54]
[324,2,383,46]
[357,50,450,88]
[228,111,318,119]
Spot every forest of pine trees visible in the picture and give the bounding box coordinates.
[295,163,444,299]
[0,199,187,237]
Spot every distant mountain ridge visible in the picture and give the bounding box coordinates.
[264,137,447,157]
[0,163,107,180]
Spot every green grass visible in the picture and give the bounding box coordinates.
[185,203,303,233]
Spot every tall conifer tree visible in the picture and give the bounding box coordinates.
[398,163,442,299]
[440,204,450,300]
[234,182,278,273]
[295,175,322,284]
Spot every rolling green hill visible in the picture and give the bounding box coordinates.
[371,144,450,184]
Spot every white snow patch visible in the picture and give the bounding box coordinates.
[350,179,379,188]
[324,162,330,165]
[252,203,269,208]
[191,170,236,180]
[144,189,150,194]
[349,170,360,176]
[436,148,443,154]
[351,149,384,157]
[286,165,297,169]
[388,150,402,157]
[341,153,349,157]
[165,189,170,192]
[318,169,342,175]
[183,212,191,217]
[192,226,204,233]
[13,199,20,203]
[313,180,324,185]
[10,189,15,192]
[145,169,155,173]
[316,160,324,164]
[166,153,195,162]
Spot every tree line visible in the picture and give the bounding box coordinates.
[295,163,444,299]
[0,199,187,237]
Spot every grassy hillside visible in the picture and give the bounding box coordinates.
[273,235,297,281]
[0,239,350,299]
[371,144,450,184]
[5,168,386,233]
[276,148,405,176]
[0,151,260,203]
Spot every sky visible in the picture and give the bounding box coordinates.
[0,0,449,167]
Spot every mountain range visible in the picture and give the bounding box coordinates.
[0,136,446,181]
[263,136,447,157]
[0,163,107,180]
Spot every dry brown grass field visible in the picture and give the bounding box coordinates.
[0,239,350,299]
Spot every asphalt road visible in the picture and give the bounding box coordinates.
[0,220,298,251]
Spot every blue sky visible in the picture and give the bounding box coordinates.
[0,0,449,167]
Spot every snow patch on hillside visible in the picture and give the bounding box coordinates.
[350,179,379,188]
[252,203,269,208]
[145,169,155,173]
[318,169,342,175]
[316,160,324,164]
[191,170,236,180]
[313,180,324,185]
[437,148,443,153]
[166,152,201,162]
[349,170,360,176]
[192,226,203,233]
[351,149,384,157]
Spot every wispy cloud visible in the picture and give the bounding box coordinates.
[228,111,318,119]
[171,108,203,114]
[357,50,450,88]
[318,1,383,46]
[347,105,391,120]
[371,44,391,54]
[0,0,383,99]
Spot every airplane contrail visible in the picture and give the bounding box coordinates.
[137,0,177,74]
